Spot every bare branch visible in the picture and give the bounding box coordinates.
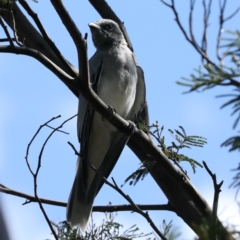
[25,115,61,175]
[224,6,240,22]
[0,45,75,88]
[25,114,77,240]
[201,0,212,57]
[203,160,224,237]
[161,0,217,66]
[0,183,174,212]
[160,0,172,8]
[189,0,201,54]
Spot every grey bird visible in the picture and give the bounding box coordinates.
[66,19,148,230]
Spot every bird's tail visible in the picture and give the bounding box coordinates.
[66,157,97,230]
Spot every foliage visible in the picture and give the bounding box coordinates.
[178,30,240,92]
[52,212,152,240]
[178,30,240,150]
[158,220,181,240]
[124,123,206,186]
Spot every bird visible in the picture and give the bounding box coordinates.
[66,19,148,230]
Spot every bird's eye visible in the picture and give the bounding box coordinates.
[106,24,113,31]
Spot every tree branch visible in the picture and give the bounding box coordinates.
[203,161,223,218]
[203,161,224,240]
[24,114,78,240]
[0,183,174,212]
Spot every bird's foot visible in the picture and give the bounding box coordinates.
[118,120,136,137]
[126,121,136,136]
[102,105,116,121]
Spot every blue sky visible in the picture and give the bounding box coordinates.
[0,1,240,239]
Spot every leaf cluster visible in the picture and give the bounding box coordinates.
[52,212,152,240]
[124,122,206,186]
[156,125,205,173]
[158,220,181,240]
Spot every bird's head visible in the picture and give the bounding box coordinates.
[88,19,127,50]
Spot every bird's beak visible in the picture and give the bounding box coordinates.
[88,22,101,30]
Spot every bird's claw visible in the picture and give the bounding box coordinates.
[126,121,135,136]
[118,120,136,136]
[102,105,116,121]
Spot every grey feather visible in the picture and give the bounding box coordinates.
[66,19,148,230]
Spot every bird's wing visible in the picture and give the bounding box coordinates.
[92,65,149,194]
[77,60,103,143]
[129,65,149,126]
[66,59,104,228]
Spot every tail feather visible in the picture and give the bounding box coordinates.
[66,157,98,230]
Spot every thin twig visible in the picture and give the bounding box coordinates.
[224,6,240,22]
[203,160,223,239]
[161,0,215,65]
[189,0,201,55]
[68,142,167,240]
[25,114,77,240]
[0,45,75,88]
[45,113,78,134]
[201,0,212,57]
[216,0,226,63]
[25,115,61,175]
